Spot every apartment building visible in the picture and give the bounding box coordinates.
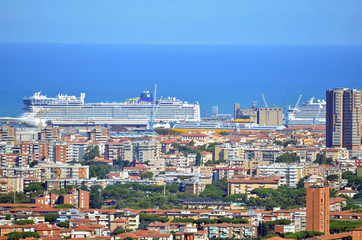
[213,167,247,181]
[36,163,89,180]
[105,141,133,161]
[202,223,257,239]
[306,186,330,234]
[257,163,304,188]
[88,126,110,143]
[0,176,23,193]
[39,125,61,142]
[326,88,362,150]
[227,176,280,195]
[32,189,89,208]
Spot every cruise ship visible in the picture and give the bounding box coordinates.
[20,91,200,127]
[285,97,326,125]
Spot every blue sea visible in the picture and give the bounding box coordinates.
[0,43,361,117]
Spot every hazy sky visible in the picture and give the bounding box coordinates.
[1,0,361,45]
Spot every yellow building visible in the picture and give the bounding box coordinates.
[227,176,280,195]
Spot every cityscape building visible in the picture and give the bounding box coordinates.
[326,88,361,150]
[306,186,329,234]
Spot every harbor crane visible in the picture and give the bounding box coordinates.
[0,117,22,126]
[285,94,302,125]
[292,95,302,113]
[261,94,269,108]
[313,99,323,125]
[0,116,26,126]
[148,84,157,131]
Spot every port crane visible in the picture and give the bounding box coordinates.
[292,95,302,113]
[0,118,22,126]
[285,94,302,125]
[261,94,269,108]
[148,84,162,131]
[313,99,323,125]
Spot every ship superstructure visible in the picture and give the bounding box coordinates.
[286,97,326,125]
[21,91,200,127]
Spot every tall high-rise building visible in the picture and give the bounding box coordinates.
[326,88,362,150]
[306,186,329,234]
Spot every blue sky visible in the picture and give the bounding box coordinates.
[1,0,361,45]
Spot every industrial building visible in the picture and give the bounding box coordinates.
[234,103,283,126]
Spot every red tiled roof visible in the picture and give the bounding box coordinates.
[111,218,128,223]
[148,222,168,227]
[200,151,212,154]
[73,226,95,231]
[89,224,105,229]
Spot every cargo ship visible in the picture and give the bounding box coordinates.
[20,91,200,127]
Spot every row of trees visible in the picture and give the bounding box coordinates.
[246,187,306,210]
[89,183,190,209]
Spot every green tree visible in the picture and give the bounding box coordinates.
[57,222,70,228]
[283,231,324,240]
[223,193,247,203]
[90,185,103,209]
[24,182,46,193]
[115,157,130,169]
[266,219,292,226]
[114,226,132,235]
[327,174,339,182]
[88,163,113,179]
[257,221,268,237]
[5,232,40,240]
[53,204,75,208]
[140,172,154,179]
[171,218,194,223]
[44,213,57,222]
[195,153,201,166]
[139,213,169,223]
[297,176,308,189]
[12,220,34,225]
[314,153,334,165]
[275,152,300,163]
[84,145,100,161]
[330,220,362,233]
[342,171,362,191]
[200,184,224,200]
[283,140,297,148]
[123,237,134,240]
[171,143,180,148]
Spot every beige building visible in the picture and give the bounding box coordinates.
[257,107,283,126]
[0,176,23,193]
[105,141,133,161]
[36,163,89,180]
[227,176,280,195]
[234,103,283,126]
